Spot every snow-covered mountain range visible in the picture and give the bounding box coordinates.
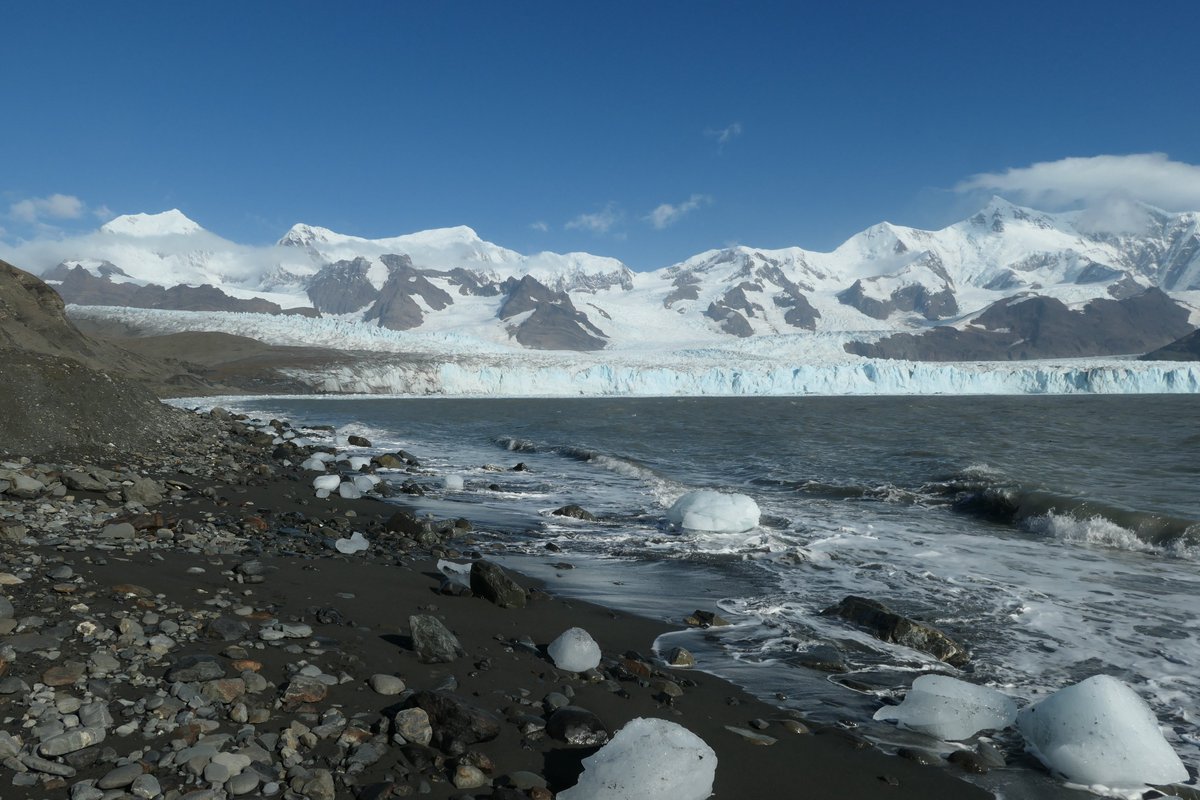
[26,197,1200,393]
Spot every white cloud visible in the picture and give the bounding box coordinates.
[956,153,1200,212]
[9,193,85,223]
[565,203,621,234]
[646,194,712,229]
[529,220,549,233]
[705,122,742,150]
[92,204,114,221]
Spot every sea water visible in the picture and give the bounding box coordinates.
[216,395,1200,797]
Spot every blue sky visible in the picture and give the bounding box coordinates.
[3,2,1200,269]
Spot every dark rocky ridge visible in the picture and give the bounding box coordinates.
[1141,329,1200,361]
[48,264,317,317]
[846,288,1195,361]
[499,275,608,351]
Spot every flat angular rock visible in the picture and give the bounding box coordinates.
[62,470,108,491]
[281,675,329,709]
[821,595,970,666]
[42,661,86,686]
[39,726,105,756]
[166,654,226,682]
[470,560,527,609]
[409,614,466,663]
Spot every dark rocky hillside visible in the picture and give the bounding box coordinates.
[1141,329,1200,361]
[846,288,1195,361]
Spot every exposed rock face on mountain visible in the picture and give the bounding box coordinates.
[846,288,1194,361]
[306,257,381,314]
[1141,329,1200,361]
[364,255,454,331]
[499,275,607,350]
[49,264,316,316]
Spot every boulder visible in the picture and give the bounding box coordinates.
[403,690,501,755]
[552,504,596,521]
[469,561,527,609]
[821,596,969,666]
[409,614,466,663]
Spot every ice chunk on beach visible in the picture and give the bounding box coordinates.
[312,474,341,492]
[444,474,464,491]
[335,532,369,554]
[437,559,472,588]
[548,627,602,672]
[667,490,760,532]
[352,474,379,493]
[301,457,327,472]
[558,717,716,800]
[347,456,372,471]
[1017,675,1187,789]
[873,675,1016,741]
[338,481,362,499]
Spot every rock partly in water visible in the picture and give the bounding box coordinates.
[821,596,970,666]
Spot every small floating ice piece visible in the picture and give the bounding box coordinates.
[444,474,464,491]
[1016,675,1187,789]
[312,475,341,492]
[558,717,716,800]
[338,482,362,499]
[666,490,760,533]
[334,532,369,554]
[548,627,602,672]
[873,675,1016,741]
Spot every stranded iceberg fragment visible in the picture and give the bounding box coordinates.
[667,490,760,533]
[558,717,716,800]
[547,627,602,673]
[873,675,1016,741]
[1017,675,1187,790]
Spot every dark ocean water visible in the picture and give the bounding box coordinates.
[217,395,1200,797]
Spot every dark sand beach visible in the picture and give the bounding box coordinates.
[0,407,996,799]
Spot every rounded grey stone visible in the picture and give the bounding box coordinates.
[97,762,144,789]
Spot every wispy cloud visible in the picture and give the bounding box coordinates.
[646,194,712,229]
[956,153,1200,211]
[9,193,85,224]
[529,220,549,233]
[704,122,742,151]
[565,203,621,234]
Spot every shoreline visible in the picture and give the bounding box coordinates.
[1,407,998,798]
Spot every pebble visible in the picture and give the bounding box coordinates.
[369,674,406,695]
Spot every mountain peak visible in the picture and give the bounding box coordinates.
[100,209,203,237]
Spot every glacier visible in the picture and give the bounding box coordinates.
[67,305,1200,398]
[288,356,1200,397]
